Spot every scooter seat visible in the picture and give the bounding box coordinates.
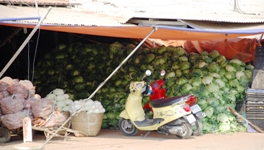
[150,95,187,108]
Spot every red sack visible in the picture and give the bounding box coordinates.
[0,95,24,115]
[30,98,55,119]
[0,91,9,100]
[0,110,28,130]
[0,76,16,91]
[7,83,29,98]
[45,109,66,128]
[19,80,36,98]
[0,108,2,117]
[0,81,9,92]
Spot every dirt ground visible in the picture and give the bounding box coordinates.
[1,129,264,150]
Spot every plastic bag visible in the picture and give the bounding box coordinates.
[183,38,257,63]
[0,95,24,114]
[0,110,28,130]
[30,98,55,119]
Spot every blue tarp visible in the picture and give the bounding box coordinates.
[0,17,41,22]
[156,25,264,35]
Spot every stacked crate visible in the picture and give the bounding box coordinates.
[252,46,264,89]
[246,46,264,131]
[254,46,264,70]
[246,89,264,130]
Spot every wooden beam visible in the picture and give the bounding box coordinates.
[128,18,185,26]
[0,28,22,48]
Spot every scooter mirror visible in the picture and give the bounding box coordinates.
[145,70,152,76]
[160,70,166,76]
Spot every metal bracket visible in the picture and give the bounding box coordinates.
[141,131,150,138]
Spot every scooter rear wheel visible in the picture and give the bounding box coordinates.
[176,119,192,139]
[119,118,138,136]
[192,116,203,136]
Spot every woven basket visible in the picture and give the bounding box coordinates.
[71,112,103,137]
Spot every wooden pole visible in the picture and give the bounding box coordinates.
[229,108,264,133]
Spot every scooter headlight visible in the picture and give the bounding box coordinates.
[136,83,143,88]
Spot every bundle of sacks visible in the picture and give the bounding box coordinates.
[0,76,66,130]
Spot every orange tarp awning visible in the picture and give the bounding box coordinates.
[0,24,258,40]
[1,23,263,62]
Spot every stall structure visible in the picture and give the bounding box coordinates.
[0,0,264,149]
[0,1,263,63]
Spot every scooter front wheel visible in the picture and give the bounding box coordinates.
[119,118,138,136]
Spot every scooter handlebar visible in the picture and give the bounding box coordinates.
[144,76,151,85]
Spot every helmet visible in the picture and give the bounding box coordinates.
[146,86,152,96]
[142,85,152,96]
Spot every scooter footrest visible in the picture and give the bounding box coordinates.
[153,118,164,124]
[134,119,153,127]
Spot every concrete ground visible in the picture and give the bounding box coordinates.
[0,129,264,150]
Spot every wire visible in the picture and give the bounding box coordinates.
[235,0,258,15]
[31,28,40,83]
[34,0,40,16]
[259,34,264,43]
[31,0,40,82]
[27,42,30,80]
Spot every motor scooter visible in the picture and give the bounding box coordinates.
[119,70,196,139]
[143,70,206,136]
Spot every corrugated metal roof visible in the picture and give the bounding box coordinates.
[0,3,132,26]
[0,5,40,21]
[1,0,264,27]
[95,0,264,23]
